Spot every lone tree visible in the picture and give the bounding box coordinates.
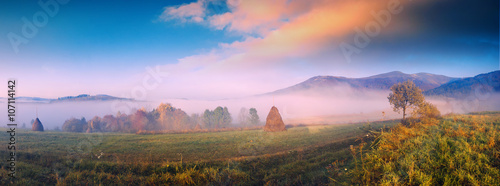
[248,108,260,126]
[388,80,424,123]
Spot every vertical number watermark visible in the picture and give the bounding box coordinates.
[6,79,17,178]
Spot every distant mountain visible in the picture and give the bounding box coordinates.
[270,71,458,95]
[1,94,132,103]
[424,70,500,98]
[53,94,131,102]
[17,97,51,102]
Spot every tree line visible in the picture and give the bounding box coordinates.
[61,103,261,133]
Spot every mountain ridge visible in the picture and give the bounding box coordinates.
[269,71,459,95]
[424,70,500,98]
[0,94,132,103]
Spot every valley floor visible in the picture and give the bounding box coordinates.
[1,112,499,185]
[0,119,395,185]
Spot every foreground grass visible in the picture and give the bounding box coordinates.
[0,120,395,185]
[4,121,394,163]
[339,112,500,185]
[4,112,498,185]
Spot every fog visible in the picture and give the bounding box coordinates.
[427,93,500,115]
[3,88,500,130]
[161,85,398,125]
[0,101,149,130]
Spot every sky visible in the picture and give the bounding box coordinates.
[0,0,498,100]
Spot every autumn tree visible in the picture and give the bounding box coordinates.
[248,108,260,126]
[117,112,132,133]
[62,117,87,132]
[238,107,249,126]
[63,103,199,133]
[151,103,190,131]
[130,109,148,132]
[157,103,175,130]
[388,80,424,123]
[87,116,103,133]
[102,114,120,132]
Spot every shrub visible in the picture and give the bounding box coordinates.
[414,101,441,119]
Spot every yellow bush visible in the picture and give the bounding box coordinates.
[413,101,441,119]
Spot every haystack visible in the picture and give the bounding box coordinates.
[194,123,202,130]
[32,118,44,132]
[264,106,286,132]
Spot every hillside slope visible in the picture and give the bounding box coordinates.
[424,70,500,98]
[270,71,457,95]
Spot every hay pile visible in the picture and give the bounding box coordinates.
[264,106,286,132]
[194,123,202,130]
[32,118,44,132]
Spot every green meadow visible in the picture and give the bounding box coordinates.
[0,120,395,185]
[1,112,499,185]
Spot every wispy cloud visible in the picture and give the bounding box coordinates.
[208,0,296,35]
[154,0,469,99]
[160,0,207,23]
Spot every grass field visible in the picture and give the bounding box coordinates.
[6,120,396,162]
[1,112,499,185]
[0,119,395,185]
[341,111,500,185]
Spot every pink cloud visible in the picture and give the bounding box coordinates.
[155,0,425,99]
[208,0,313,35]
[160,0,206,23]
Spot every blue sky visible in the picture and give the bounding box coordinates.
[0,0,498,99]
[1,0,232,70]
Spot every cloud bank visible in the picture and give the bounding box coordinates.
[155,0,435,99]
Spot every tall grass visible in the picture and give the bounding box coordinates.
[344,112,500,185]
